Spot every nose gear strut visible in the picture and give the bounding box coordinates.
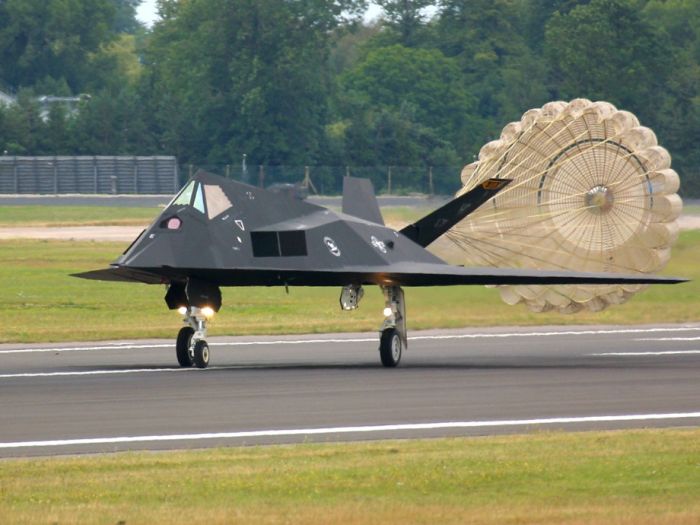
[175,307,210,368]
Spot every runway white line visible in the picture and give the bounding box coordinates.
[2,412,699,449]
[0,344,173,355]
[2,326,699,355]
[408,327,700,341]
[592,350,700,357]
[0,363,362,379]
[635,337,700,342]
[0,367,196,379]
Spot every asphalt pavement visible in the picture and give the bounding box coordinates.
[0,324,698,457]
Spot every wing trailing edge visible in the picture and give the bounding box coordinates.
[401,178,511,247]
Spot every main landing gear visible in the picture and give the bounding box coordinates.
[339,284,407,367]
[176,307,211,369]
[379,286,406,367]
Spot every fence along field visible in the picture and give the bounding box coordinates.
[0,156,179,194]
[0,157,463,196]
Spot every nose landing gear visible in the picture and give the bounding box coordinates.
[176,307,211,368]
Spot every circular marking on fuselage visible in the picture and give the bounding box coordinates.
[323,236,341,257]
[371,235,387,254]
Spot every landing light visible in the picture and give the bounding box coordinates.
[383,307,393,317]
[177,306,188,315]
[201,306,215,318]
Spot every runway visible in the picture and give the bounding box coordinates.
[0,324,698,457]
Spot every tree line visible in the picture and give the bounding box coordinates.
[0,0,698,195]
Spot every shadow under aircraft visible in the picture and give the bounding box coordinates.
[75,171,685,368]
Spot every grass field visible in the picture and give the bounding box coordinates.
[0,229,697,343]
[0,204,422,229]
[0,202,697,228]
[1,429,698,524]
[0,205,161,227]
[683,204,700,215]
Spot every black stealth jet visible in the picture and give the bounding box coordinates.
[75,171,685,368]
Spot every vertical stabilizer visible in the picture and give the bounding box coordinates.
[400,178,511,247]
[342,176,384,225]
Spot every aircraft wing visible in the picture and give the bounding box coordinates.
[350,262,686,286]
[73,267,165,284]
[73,262,686,287]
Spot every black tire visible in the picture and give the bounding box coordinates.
[176,326,194,367]
[379,328,402,367]
[193,339,210,369]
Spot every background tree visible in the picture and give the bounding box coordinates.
[544,0,672,119]
[0,0,117,92]
[341,45,474,147]
[642,0,700,195]
[109,0,144,33]
[144,0,366,166]
[0,91,46,155]
[436,0,549,145]
[373,0,433,47]
[524,0,590,50]
[0,0,698,194]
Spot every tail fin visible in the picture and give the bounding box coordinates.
[400,178,511,247]
[342,176,384,225]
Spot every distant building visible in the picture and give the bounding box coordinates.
[0,90,89,119]
[37,94,89,120]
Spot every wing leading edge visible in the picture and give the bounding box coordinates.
[73,262,686,287]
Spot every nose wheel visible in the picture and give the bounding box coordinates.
[176,326,194,367]
[176,307,211,368]
[192,340,210,368]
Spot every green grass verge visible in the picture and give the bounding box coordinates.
[0,204,420,228]
[1,230,698,343]
[1,429,699,524]
[0,205,160,226]
[0,203,697,228]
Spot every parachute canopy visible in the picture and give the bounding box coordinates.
[437,99,682,313]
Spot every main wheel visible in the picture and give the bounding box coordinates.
[193,339,210,369]
[176,326,194,367]
[379,328,402,367]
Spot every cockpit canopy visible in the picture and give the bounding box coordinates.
[168,180,233,220]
